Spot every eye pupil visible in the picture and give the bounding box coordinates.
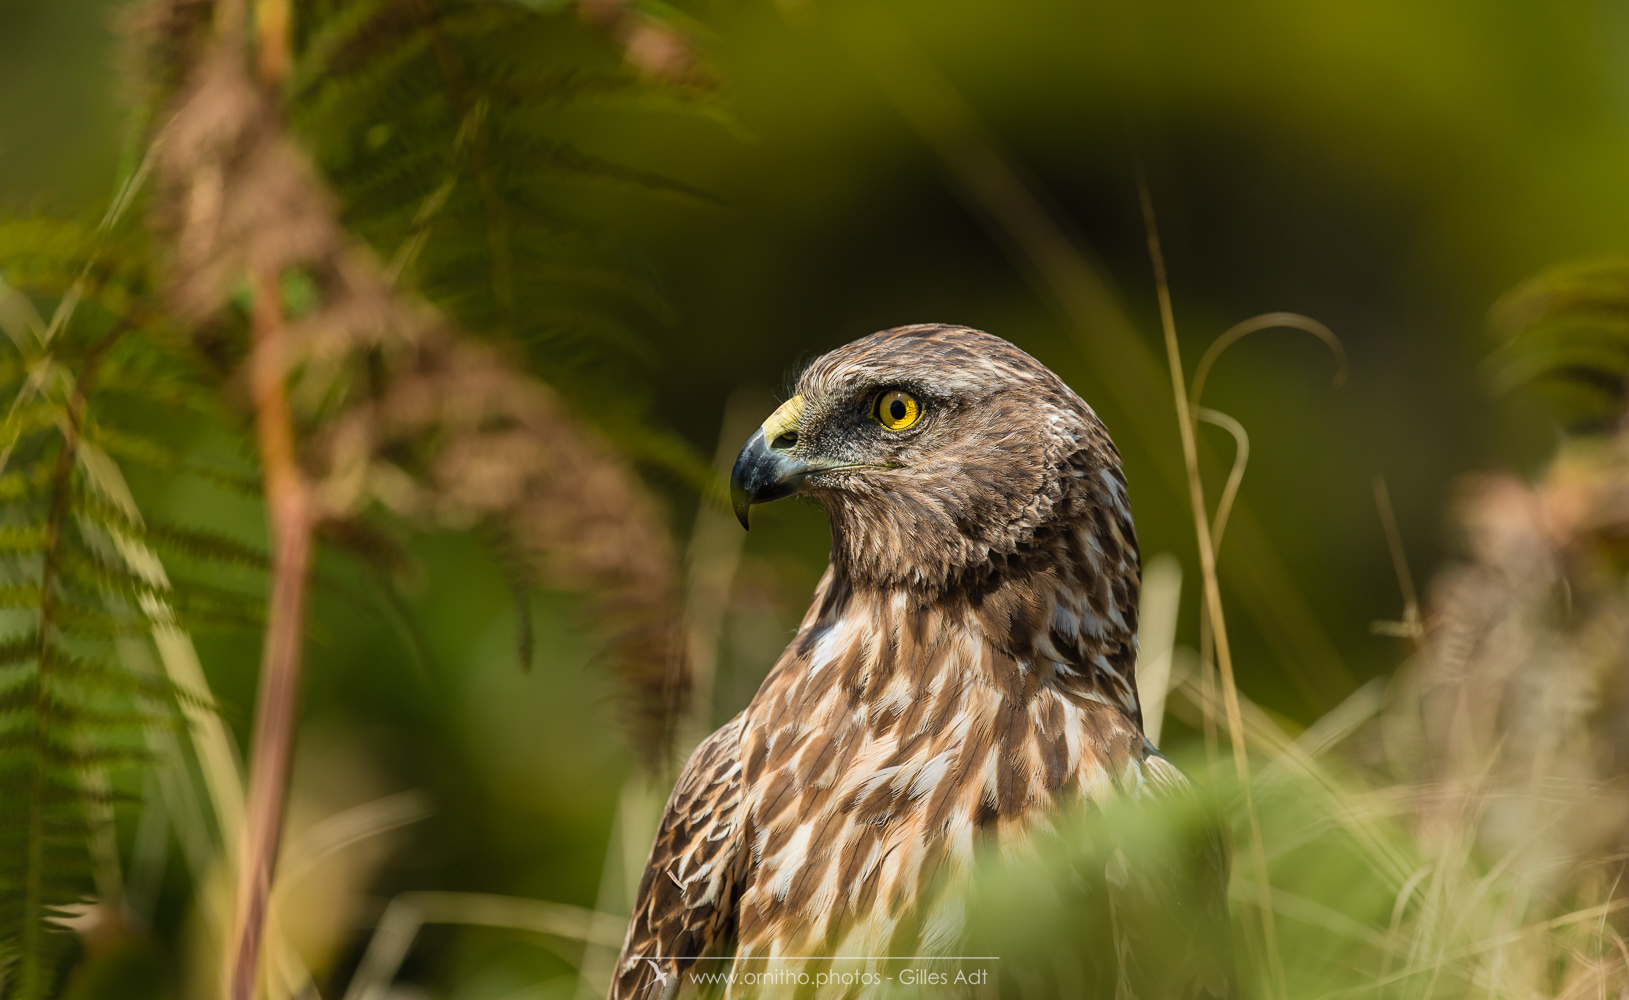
[890,399,906,421]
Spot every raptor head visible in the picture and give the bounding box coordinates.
[731,324,1136,594]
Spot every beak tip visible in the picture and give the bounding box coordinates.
[729,428,767,531]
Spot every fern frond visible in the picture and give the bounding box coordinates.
[0,210,268,992]
[0,635,37,668]
[142,522,268,571]
[0,527,49,554]
[1490,258,1629,431]
[292,0,715,410]
[86,425,261,496]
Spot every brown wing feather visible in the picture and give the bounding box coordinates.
[611,713,748,1000]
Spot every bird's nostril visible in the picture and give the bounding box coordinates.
[771,431,798,451]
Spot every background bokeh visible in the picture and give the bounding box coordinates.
[6,1,1629,996]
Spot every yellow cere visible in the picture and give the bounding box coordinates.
[874,389,922,431]
[761,394,806,443]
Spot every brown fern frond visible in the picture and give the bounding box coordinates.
[1404,442,1629,917]
[143,10,687,765]
[310,326,687,760]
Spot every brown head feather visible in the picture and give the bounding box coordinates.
[787,324,1142,720]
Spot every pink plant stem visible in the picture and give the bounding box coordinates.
[227,263,313,1000]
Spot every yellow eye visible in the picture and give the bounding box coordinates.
[874,389,922,431]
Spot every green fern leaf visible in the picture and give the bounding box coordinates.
[0,211,270,995]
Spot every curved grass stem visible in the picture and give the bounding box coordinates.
[1196,407,1250,556]
[1189,312,1347,419]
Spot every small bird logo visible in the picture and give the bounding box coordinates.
[641,959,671,997]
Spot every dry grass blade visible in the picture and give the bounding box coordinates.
[344,892,629,1000]
[1370,476,1422,642]
[1134,160,1286,998]
[273,790,432,891]
[1135,553,1183,746]
[677,386,769,754]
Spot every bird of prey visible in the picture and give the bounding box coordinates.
[611,324,1232,998]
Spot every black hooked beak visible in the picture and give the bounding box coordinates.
[729,395,808,530]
